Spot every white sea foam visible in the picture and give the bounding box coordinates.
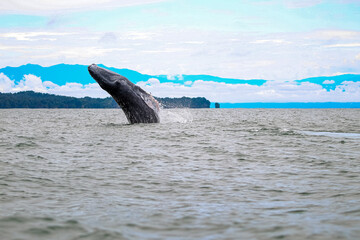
[159,108,193,124]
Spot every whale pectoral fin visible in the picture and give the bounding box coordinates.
[135,85,160,113]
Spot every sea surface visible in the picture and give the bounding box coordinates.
[0,108,360,240]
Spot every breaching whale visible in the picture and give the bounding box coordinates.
[88,64,160,124]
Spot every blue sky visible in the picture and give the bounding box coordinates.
[0,0,360,102]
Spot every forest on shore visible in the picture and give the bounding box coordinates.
[0,91,210,109]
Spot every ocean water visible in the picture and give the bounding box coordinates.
[0,108,359,240]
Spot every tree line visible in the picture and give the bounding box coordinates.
[0,91,210,109]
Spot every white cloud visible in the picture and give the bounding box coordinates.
[99,32,118,45]
[43,81,58,88]
[182,41,205,45]
[323,80,335,84]
[49,82,107,98]
[283,0,323,8]
[324,43,360,48]
[0,73,107,98]
[167,74,184,81]
[0,32,72,41]
[146,78,160,85]
[1,29,360,81]
[124,32,156,40]
[184,81,192,85]
[1,73,359,102]
[27,46,131,61]
[326,72,360,76]
[332,0,360,4]
[311,30,360,40]
[0,73,15,92]
[0,44,27,50]
[0,0,169,14]
[137,78,360,103]
[251,39,291,44]
[141,48,189,54]
[13,74,47,92]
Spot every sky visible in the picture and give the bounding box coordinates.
[0,0,360,102]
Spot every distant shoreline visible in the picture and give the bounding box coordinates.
[1,91,359,109]
[212,102,360,108]
[0,91,210,109]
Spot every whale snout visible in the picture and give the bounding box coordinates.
[88,63,109,90]
[88,63,97,69]
[88,63,98,74]
[87,63,126,93]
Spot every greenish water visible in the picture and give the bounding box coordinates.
[0,109,359,240]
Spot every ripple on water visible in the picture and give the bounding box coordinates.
[0,216,126,240]
[14,141,39,148]
[0,109,359,240]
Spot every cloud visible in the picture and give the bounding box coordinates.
[311,30,360,40]
[324,43,360,48]
[0,73,15,92]
[0,44,27,50]
[167,74,184,81]
[23,45,131,62]
[1,29,360,81]
[13,74,47,92]
[323,80,335,84]
[141,48,189,54]
[251,39,291,44]
[283,0,323,8]
[1,72,360,102]
[48,82,107,98]
[0,0,169,14]
[333,0,360,4]
[98,32,118,45]
[182,41,205,45]
[0,73,107,98]
[124,32,156,40]
[137,78,360,103]
[0,32,72,41]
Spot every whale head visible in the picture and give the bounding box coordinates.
[88,63,129,95]
[88,64,160,124]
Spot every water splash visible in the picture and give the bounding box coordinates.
[159,109,193,124]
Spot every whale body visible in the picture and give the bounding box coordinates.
[88,64,160,124]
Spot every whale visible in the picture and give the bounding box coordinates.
[88,64,160,124]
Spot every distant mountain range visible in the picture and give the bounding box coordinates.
[0,64,359,108]
[1,63,360,89]
[0,63,267,86]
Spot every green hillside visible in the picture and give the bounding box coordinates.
[0,91,210,109]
